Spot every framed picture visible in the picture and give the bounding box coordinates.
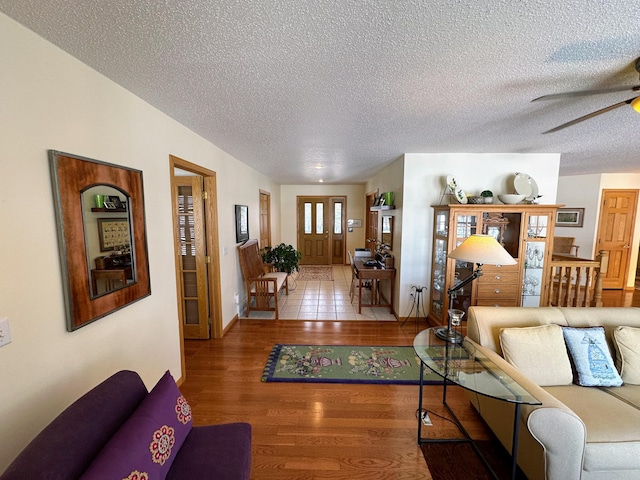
[108,195,125,209]
[235,205,249,243]
[556,208,585,227]
[98,218,131,251]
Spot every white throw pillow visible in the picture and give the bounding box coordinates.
[562,326,622,387]
[613,326,640,385]
[500,324,573,386]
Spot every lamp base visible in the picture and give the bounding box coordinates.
[434,326,463,344]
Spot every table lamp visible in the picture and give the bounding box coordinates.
[434,234,516,343]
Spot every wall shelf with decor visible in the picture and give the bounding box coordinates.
[428,204,563,329]
[370,206,396,211]
[91,208,127,213]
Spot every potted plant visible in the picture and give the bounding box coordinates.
[260,243,301,275]
[481,190,493,204]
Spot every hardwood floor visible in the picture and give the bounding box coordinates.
[181,320,490,479]
[180,286,640,479]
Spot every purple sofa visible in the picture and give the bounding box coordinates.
[0,370,251,480]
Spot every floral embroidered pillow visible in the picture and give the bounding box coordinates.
[562,326,622,387]
[80,371,193,480]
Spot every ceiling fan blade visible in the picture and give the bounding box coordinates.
[543,98,635,134]
[532,85,640,102]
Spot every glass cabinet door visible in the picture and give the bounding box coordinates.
[522,214,550,307]
[450,213,478,312]
[430,210,449,321]
[432,238,447,319]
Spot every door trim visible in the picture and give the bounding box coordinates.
[169,155,223,381]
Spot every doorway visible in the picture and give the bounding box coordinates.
[259,190,271,249]
[596,189,639,289]
[297,196,346,265]
[170,156,223,379]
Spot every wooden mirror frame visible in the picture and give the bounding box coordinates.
[49,151,151,331]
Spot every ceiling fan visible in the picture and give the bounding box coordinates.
[533,57,640,134]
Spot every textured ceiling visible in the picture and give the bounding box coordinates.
[2,0,640,184]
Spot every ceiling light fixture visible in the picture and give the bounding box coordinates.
[631,97,640,113]
[318,179,324,183]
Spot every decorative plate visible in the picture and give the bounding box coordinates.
[514,172,539,201]
[446,175,467,204]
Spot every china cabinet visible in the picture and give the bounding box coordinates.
[429,204,561,327]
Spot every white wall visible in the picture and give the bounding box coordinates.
[378,153,560,316]
[0,13,278,470]
[558,173,640,288]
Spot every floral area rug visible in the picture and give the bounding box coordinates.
[296,266,334,281]
[261,344,443,385]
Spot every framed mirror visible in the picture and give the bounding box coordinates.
[49,151,151,331]
[381,215,393,250]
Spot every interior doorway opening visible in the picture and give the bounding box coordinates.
[169,155,223,381]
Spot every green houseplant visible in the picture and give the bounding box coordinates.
[260,243,302,275]
[481,190,493,204]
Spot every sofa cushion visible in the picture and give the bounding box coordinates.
[80,371,193,480]
[166,423,253,480]
[0,370,147,480]
[499,324,573,386]
[562,326,622,387]
[546,385,640,472]
[613,326,640,385]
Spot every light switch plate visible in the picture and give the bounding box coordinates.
[0,317,12,347]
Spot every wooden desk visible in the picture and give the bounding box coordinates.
[353,258,396,314]
[91,268,131,295]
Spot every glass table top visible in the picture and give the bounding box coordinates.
[413,328,540,405]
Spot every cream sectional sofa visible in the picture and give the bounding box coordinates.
[465,306,640,480]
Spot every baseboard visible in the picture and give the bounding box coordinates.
[222,314,239,336]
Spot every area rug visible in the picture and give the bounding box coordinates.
[297,265,334,281]
[261,344,443,384]
[422,441,527,480]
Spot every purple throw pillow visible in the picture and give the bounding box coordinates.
[80,371,193,480]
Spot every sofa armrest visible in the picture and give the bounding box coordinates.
[465,338,586,480]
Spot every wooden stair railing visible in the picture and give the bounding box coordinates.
[546,250,609,307]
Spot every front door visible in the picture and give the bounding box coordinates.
[298,196,330,265]
[596,189,639,289]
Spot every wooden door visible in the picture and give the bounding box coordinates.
[365,191,378,254]
[331,197,346,264]
[297,196,330,265]
[259,190,271,249]
[596,189,638,289]
[173,176,210,339]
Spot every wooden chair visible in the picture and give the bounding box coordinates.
[348,250,359,301]
[237,239,288,319]
[553,236,580,256]
[545,250,609,307]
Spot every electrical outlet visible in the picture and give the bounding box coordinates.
[0,317,12,348]
[421,411,432,426]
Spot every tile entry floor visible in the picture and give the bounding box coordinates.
[240,265,397,321]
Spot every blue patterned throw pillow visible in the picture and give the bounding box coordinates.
[562,326,622,387]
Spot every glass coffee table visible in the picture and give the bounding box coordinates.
[414,328,541,480]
